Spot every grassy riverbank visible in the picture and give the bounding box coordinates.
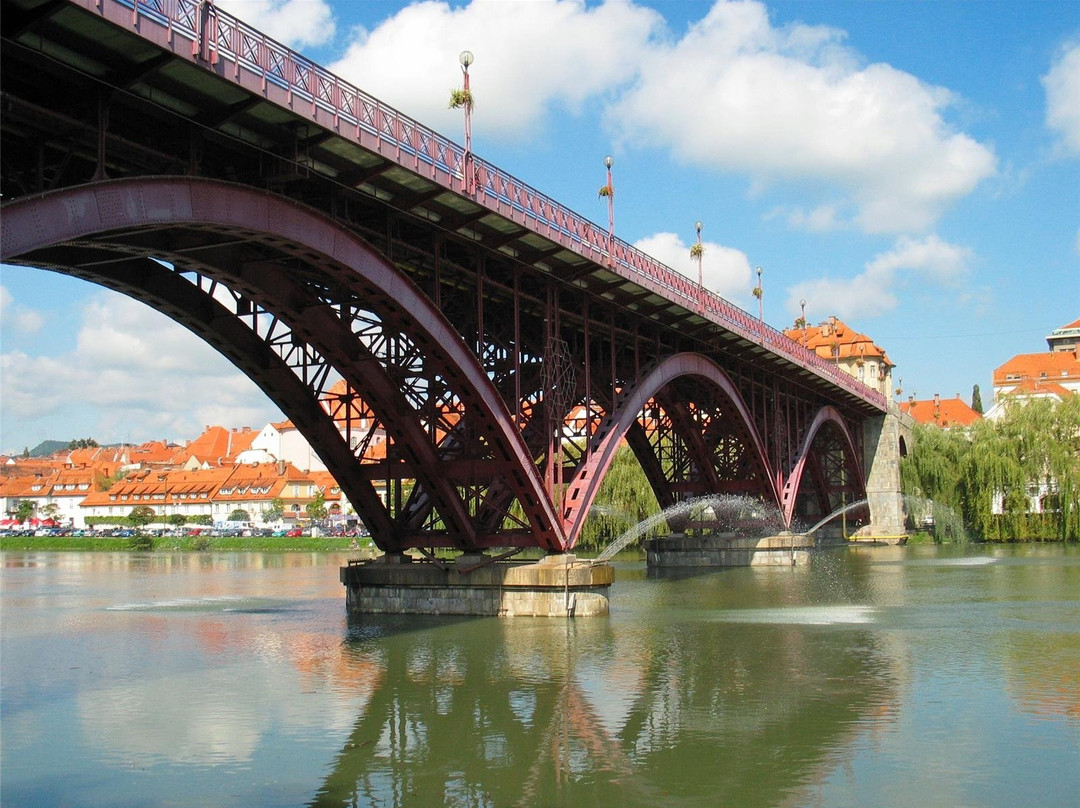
[0,535,370,553]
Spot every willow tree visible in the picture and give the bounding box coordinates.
[575,443,662,551]
[903,395,1080,541]
[1047,395,1080,540]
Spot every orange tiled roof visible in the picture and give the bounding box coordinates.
[0,458,62,478]
[0,475,53,497]
[184,426,259,464]
[993,350,1080,386]
[125,440,185,465]
[1004,378,1074,399]
[782,316,894,367]
[900,396,982,428]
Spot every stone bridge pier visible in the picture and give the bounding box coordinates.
[860,407,913,539]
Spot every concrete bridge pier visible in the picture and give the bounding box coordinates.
[645,532,836,569]
[859,409,911,541]
[340,553,614,617]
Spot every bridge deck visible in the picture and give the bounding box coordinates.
[2,0,885,416]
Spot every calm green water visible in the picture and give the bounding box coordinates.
[2,545,1078,808]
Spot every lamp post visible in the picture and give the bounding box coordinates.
[459,50,474,194]
[754,266,764,322]
[693,220,704,311]
[800,298,807,346]
[695,221,703,288]
[603,155,614,265]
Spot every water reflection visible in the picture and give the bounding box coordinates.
[311,592,900,808]
[2,548,1077,808]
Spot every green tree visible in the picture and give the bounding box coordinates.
[228,508,251,522]
[15,500,35,522]
[262,498,285,523]
[67,437,99,450]
[167,513,187,528]
[902,395,1080,541]
[971,384,984,414]
[305,491,327,521]
[575,443,662,551]
[40,503,62,522]
[128,505,156,528]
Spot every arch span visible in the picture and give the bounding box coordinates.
[780,405,866,529]
[1,177,567,552]
[560,353,777,546]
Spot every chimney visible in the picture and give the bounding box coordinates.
[277,460,286,476]
[934,393,940,406]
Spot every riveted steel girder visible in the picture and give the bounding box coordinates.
[1,178,568,552]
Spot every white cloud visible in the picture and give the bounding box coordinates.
[1043,42,1080,155]
[2,293,281,445]
[0,286,45,335]
[606,0,997,233]
[634,232,752,306]
[770,203,845,232]
[328,0,995,233]
[215,0,336,49]
[785,234,973,320]
[327,0,662,139]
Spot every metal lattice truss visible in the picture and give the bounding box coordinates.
[2,178,873,551]
[1,178,566,552]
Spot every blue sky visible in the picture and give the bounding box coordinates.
[1,0,1077,453]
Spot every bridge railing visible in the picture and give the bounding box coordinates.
[101,0,886,410]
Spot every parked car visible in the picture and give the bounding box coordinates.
[285,528,303,537]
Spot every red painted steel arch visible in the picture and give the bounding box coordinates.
[560,353,777,547]
[780,405,866,528]
[1,177,568,552]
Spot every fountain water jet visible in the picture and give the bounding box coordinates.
[798,499,872,538]
[594,494,787,565]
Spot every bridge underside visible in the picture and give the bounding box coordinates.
[3,178,871,552]
[1,0,882,555]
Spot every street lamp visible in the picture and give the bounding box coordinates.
[603,155,615,265]
[695,220,704,289]
[754,266,764,322]
[800,298,807,346]
[459,50,474,194]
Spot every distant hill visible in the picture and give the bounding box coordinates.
[25,440,124,458]
[29,440,68,458]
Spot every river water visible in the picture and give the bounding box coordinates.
[2,545,1077,808]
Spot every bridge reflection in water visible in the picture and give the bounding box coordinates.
[310,565,898,808]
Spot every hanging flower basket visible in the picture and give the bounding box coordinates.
[448,89,473,110]
[597,185,613,199]
[752,286,763,299]
[689,242,705,259]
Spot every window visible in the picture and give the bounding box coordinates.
[870,364,878,379]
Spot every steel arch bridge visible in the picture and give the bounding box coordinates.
[0,0,892,555]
